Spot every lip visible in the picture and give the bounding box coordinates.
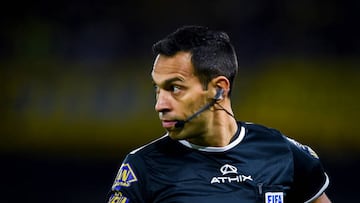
[161,120,178,128]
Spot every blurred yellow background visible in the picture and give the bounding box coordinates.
[1,0,359,202]
[2,57,359,158]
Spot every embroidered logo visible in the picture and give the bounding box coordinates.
[265,192,284,203]
[211,164,253,184]
[108,192,130,203]
[112,163,138,188]
[220,164,238,175]
[287,137,319,159]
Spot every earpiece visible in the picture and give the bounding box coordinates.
[214,88,224,101]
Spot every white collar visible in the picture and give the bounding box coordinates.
[178,126,245,152]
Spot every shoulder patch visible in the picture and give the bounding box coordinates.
[108,192,130,203]
[307,146,320,159]
[286,137,319,159]
[112,163,138,189]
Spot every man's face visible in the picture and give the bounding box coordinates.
[151,52,210,140]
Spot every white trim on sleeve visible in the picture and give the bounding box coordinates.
[304,173,330,203]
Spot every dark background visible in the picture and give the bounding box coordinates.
[1,0,359,202]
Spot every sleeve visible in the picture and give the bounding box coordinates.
[286,137,330,203]
[106,153,148,203]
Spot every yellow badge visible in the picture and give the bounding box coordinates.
[108,192,129,203]
[112,163,138,189]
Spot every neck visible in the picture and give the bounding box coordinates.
[186,102,238,147]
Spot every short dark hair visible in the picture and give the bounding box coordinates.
[152,25,238,96]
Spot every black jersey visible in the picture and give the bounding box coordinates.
[107,122,329,203]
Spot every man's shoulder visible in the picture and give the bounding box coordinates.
[241,121,284,137]
[241,121,322,160]
[240,121,300,155]
[128,134,172,156]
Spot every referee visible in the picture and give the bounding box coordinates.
[107,25,331,203]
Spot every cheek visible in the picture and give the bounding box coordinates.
[183,95,208,114]
[177,85,208,115]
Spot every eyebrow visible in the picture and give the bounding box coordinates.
[153,77,185,87]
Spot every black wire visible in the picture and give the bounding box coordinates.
[214,102,236,120]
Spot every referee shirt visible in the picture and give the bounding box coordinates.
[107,122,329,203]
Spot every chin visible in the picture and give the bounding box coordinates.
[167,131,187,141]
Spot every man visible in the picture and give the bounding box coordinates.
[107,25,331,202]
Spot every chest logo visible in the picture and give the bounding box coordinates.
[220,164,238,175]
[211,164,253,184]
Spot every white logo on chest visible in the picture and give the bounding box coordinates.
[211,164,253,184]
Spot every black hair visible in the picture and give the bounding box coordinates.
[152,25,238,96]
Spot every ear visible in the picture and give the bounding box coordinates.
[209,76,230,99]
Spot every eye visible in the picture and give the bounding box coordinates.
[153,85,159,98]
[153,84,159,93]
[171,85,181,94]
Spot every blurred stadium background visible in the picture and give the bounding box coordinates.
[1,0,359,202]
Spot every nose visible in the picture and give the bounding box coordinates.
[155,90,171,113]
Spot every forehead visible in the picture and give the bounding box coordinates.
[151,52,196,84]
